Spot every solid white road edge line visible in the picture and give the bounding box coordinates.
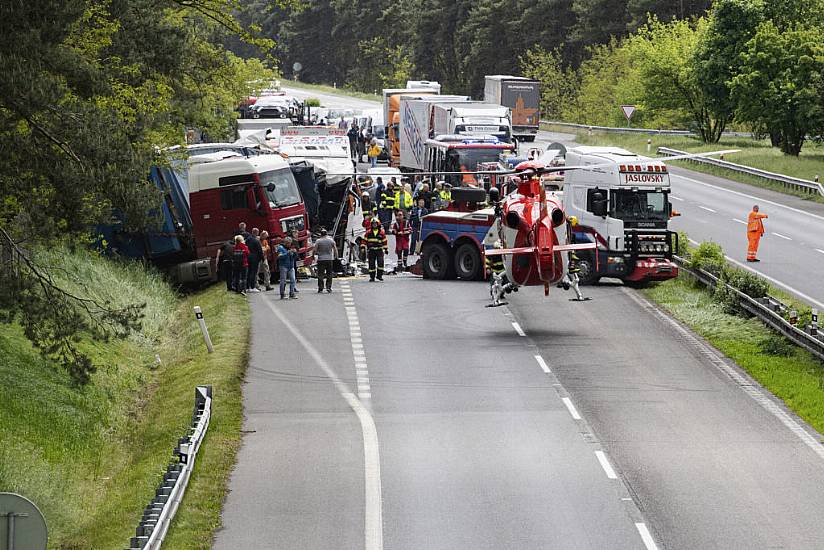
[623,288,824,462]
[263,299,383,550]
[561,397,582,420]
[534,355,551,373]
[698,205,717,213]
[594,450,618,479]
[635,523,660,550]
[511,321,526,337]
[687,238,824,310]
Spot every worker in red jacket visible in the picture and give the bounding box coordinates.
[391,209,412,271]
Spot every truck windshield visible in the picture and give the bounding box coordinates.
[448,148,513,173]
[612,190,668,221]
[261,169,302,208]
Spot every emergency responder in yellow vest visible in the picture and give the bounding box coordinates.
[379,183,396,227]
[365,218,388,281]
[746,204,768,262]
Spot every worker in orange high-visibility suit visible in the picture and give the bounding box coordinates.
[746,204,768,262]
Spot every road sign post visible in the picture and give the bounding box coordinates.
[0,494,47,550]
[621,105,636,127]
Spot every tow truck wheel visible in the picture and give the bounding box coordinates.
[423,243,455,280]
[454,243,482,280]
[576,257,600,285]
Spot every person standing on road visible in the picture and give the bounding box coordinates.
[408,198,428,255]
[379,182,396,228]
[746,204,768,262]
[391,209,412,271]
[313,228,338,293]
[232,235,250,296]
[367,139,381,168]
[246,228,263,292]
[347,122,360,160]
[365,218,388,282]
[277,237,298,299]
[259,230,273,291]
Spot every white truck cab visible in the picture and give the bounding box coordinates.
[562,146,678,286]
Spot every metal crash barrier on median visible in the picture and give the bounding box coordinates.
[673,256,824,362]
[126,385,212,550]
[658,147,824,198]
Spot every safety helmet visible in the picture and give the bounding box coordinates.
[371,218,380,228]
[569,215,578,226]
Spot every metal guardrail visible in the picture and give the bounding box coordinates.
[658,147,824,197]
[673,256,824,361]
[126,385,212,550]
[540,119,754,138]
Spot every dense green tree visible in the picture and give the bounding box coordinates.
[693,0,764,141]
[730,22,824,155]
[519,47,579,120]
[0,0,272,382]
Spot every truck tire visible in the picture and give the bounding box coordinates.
[522,135,536,143]
[454,243,482,280]
[576,257,600,285]
[422,243,455,280]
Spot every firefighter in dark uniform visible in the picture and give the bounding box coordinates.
[365,218,388,282]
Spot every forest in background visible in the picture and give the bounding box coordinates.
[235,0,824,152]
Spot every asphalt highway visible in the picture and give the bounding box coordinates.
[216,275,824,549]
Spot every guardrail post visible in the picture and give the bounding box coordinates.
[812,309,818,336]
[647,138,651,152]
[193,306,214,354]
[790,310,798,325]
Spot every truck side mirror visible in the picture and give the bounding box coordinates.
[266,183,276,192]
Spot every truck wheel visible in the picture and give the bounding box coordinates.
[423,243,455,280]
[454,243,482,280]
[522,135,536,143]
[576,258,600,285]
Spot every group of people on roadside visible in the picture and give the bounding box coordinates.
[217,222,341,299]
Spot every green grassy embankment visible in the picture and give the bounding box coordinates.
[285,79,381,103]
[543,123,824,203]
[0,247,249,549]
[642,274,824,438]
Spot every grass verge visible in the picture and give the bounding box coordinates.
[284,80,381,103]
[543,123,824,203]
[642,275,824,438]
[0,247,249,549]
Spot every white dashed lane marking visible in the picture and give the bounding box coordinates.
[594,451,618,479]
[772,232,792,240]
[511,322,526,337]
[635,523,660,550]
[534,355,551,373]
[698,205,717,213]
[561,397,582,420]
[732,218,747,225]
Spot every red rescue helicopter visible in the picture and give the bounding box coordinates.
[483,161,596,305]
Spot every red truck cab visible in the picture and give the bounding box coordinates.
[187,153,313,266]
